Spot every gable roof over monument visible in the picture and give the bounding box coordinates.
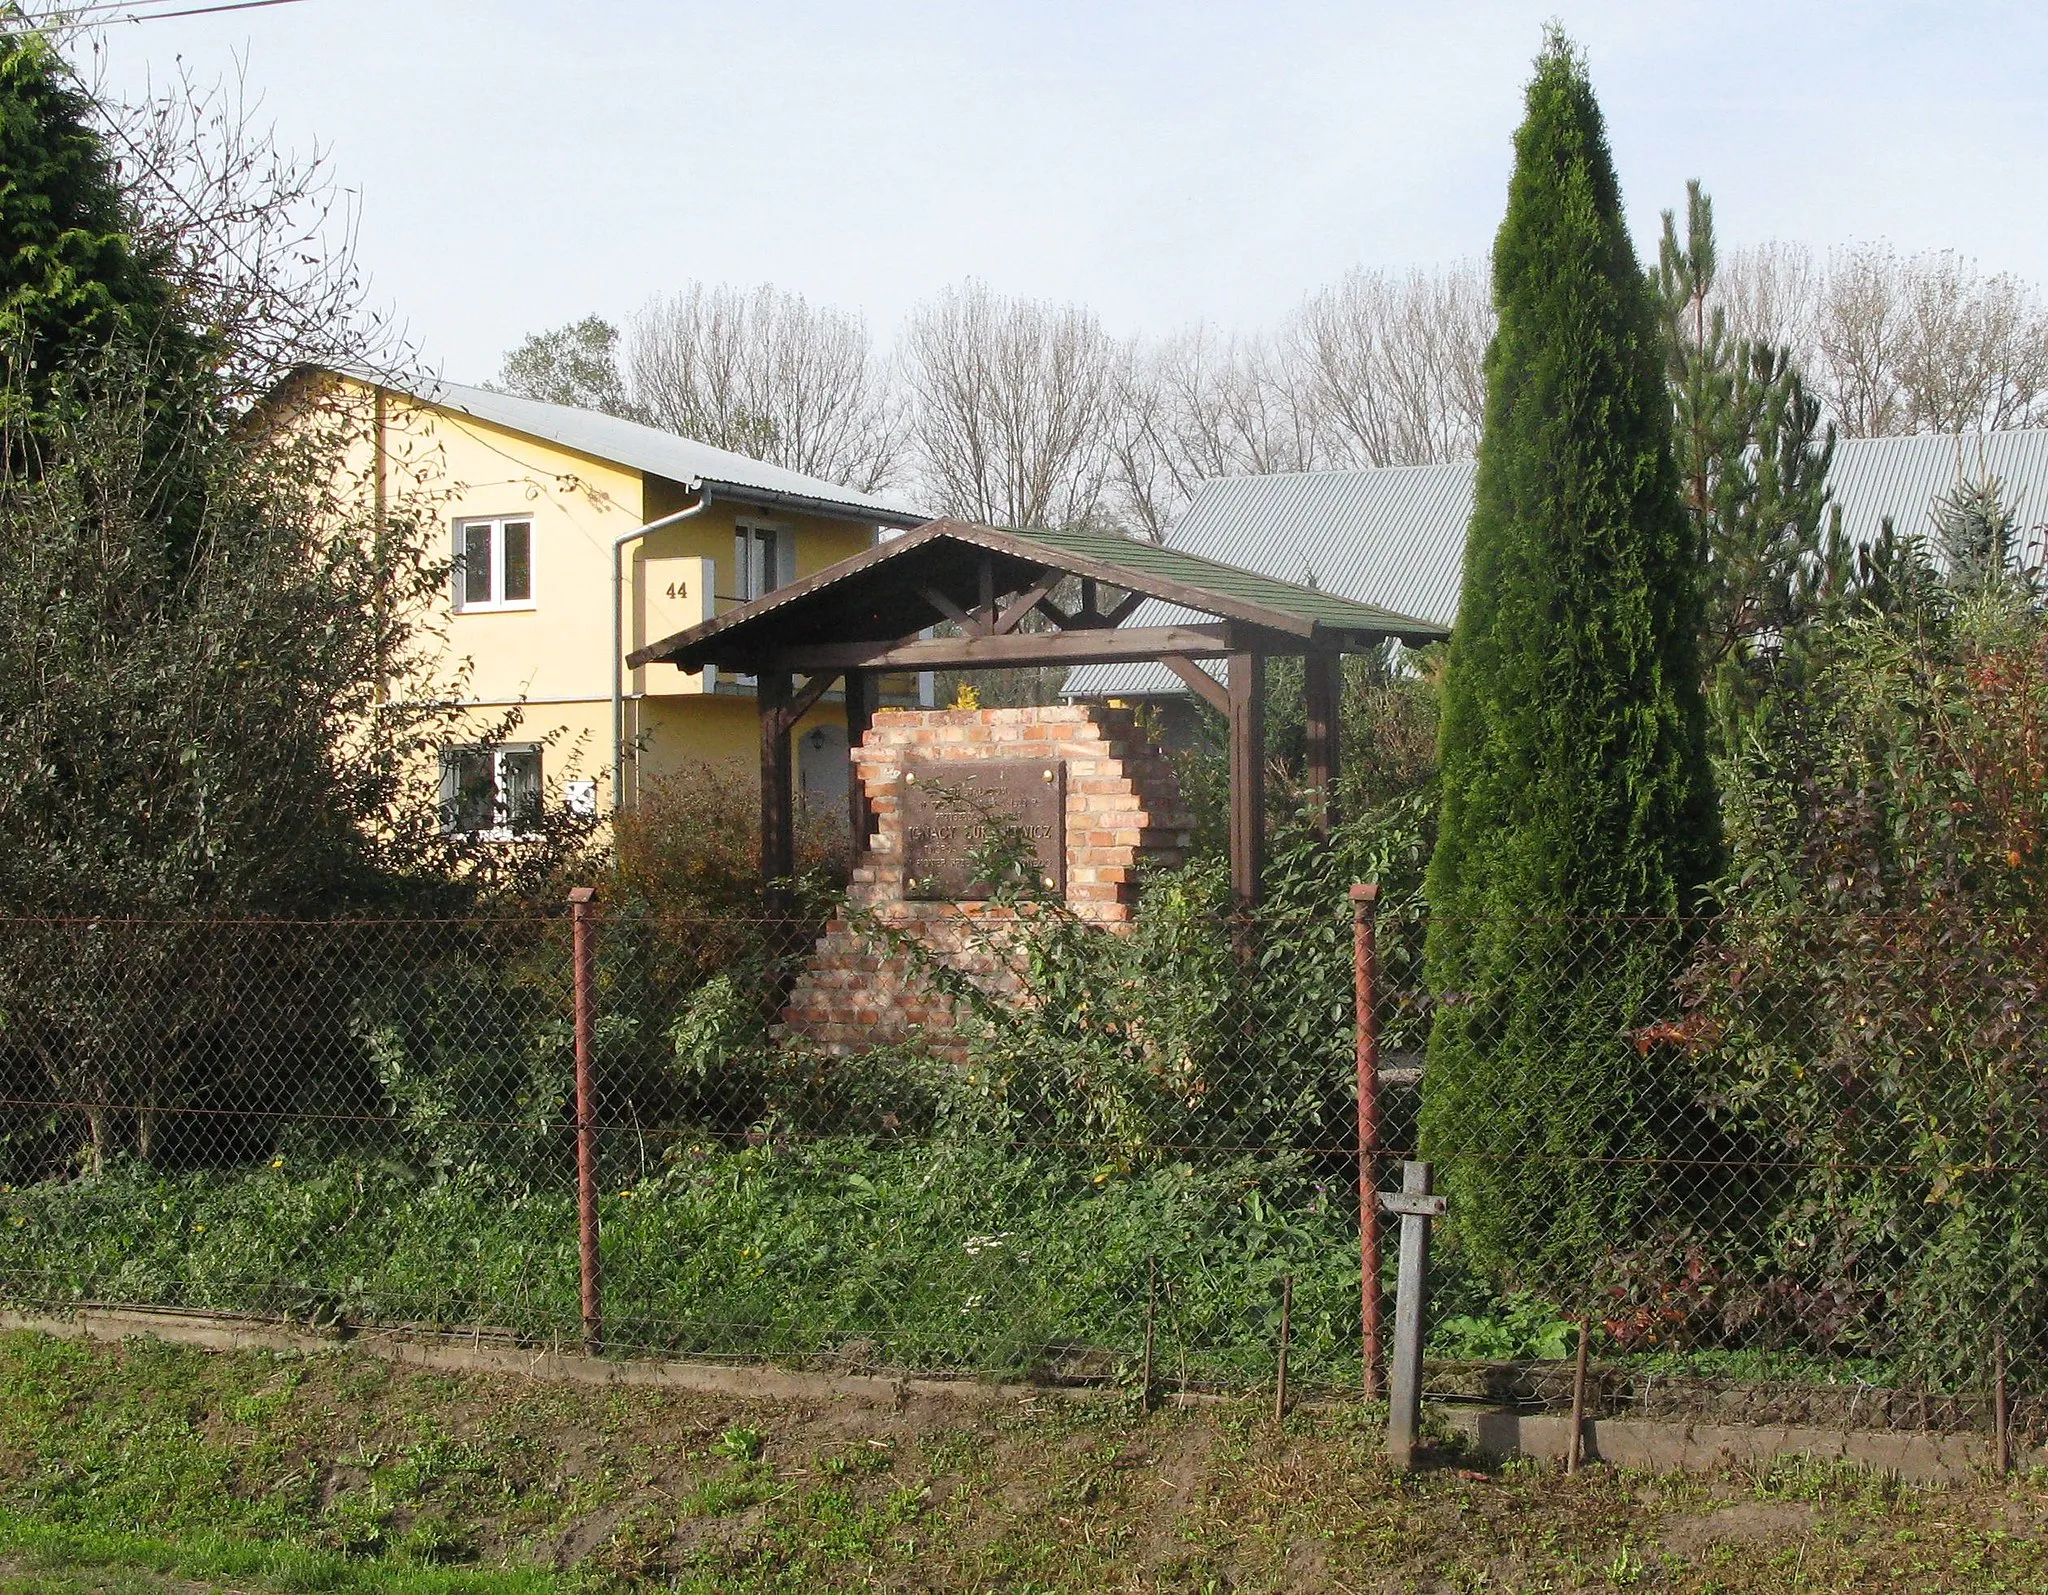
[630,517,1449,676]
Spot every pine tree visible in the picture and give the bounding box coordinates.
[1654,181,1836,753]
[1420,33,1720,1291]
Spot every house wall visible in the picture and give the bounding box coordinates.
[293,373,879,822]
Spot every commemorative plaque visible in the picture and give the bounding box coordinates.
[900,757,1066,900]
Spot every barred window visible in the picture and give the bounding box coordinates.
[438,745,542,836]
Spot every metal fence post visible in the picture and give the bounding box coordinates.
[1351,883,1384,1401]
[569,885,602,1355]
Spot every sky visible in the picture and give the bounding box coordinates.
[74,0,2048,384]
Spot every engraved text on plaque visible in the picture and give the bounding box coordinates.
[901,758,1066,900]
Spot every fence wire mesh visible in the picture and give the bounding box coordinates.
[0,899,2040,1447]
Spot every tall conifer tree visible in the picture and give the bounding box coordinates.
[0,33,192,382]
[0,30,211,554]
[1421,33,1718,1288]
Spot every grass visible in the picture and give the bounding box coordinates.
[0,1144,1394,1385]
[0,1329,2040,1592]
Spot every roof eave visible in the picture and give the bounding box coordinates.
[693,475,928,529]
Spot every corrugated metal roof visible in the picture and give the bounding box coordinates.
[1067,429,2048,699]
[374,372,929,527]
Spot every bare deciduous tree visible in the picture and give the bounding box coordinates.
[627,283,902,494]
[1109,325,1312,540]
[1288,262,1492,469]
[1896,254,2048,433]
[1714,241,1824,369]
[1719,241,2048,437]
[84,55,407,403]
[900,281,1121,529]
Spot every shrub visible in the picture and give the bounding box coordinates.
[1677,596,2048,1381]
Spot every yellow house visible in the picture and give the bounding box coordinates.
[272,368,928,832]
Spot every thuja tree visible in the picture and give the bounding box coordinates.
[1420,33,1720,1295]
[0,32,213,548]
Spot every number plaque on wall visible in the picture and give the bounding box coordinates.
[900,758,1066,901]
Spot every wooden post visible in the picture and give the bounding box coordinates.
[1227,651,1266,919]
[1994,1333,2011,1477]
[1381,1161,1445,1470]
[759,671,795,917]
[569,886,601,1355]
[1141,1257,1157,1414]
[1275,1273,1294,1425]
[844,667,877,851]
[1567,1315,1592,1474]
[1304,653,1341,837]
[1352,883,1384,1401]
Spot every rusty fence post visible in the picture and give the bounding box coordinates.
[1351,883,1384,1401]
[569,886,602,1355]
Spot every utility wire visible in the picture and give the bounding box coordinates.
[17,0,312,29]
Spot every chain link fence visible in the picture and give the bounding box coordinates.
[0,898,2040,1455]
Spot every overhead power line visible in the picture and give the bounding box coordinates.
[16,0,312,29]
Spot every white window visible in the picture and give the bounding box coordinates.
[732,522,796,602]
[438,745,542,836]
[453,516,535,611]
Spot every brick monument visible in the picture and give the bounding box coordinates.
[780,704,1192,1056]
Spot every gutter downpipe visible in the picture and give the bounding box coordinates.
[613,493,713,814]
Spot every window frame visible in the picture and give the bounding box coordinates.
[437,743,544,838]
[731,518,796,604]
[451,515,537,613]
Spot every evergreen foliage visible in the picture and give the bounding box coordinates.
[1930,475,2030,601]
[1420,33,1720,1291]
[0,33,182,373]
[0,30,212,558]
[1653,182,1838,755]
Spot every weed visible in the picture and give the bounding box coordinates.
[710,1423,764,1463]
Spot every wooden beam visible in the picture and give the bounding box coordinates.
[844,668,878,850]
[783,670,838,729]
[1228,652,1266,917]
[1160,655,1230,716]
[1057,587,1147,631]
[761,623,1254,673]
[759,672,796,914]
[1304,652,1341,837]
[994,568,1063,635]
[1101,589,1146,627]
[919,584,983,636]
[977,554,996,629]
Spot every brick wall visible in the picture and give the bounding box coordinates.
[780,705,1192,1057]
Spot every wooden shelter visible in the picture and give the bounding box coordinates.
[627,519,1449,910]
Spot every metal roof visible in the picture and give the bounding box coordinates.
[1067,429,2048,699]
[630,517,1449,674]
[367,372,928,527]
